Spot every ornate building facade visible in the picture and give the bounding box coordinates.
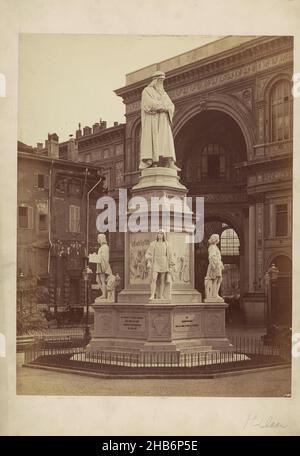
[113,35,293,326]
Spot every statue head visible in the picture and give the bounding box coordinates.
[156,229,167,242]
[97,233,107,245]
[152,70,165,80]
[208,234,220,245]
[150,71,166,90]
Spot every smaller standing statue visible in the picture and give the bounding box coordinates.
[204,234,224,303]
[95,233,113,300]
[145,230,174,301]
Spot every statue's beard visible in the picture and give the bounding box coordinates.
[156,86,164,96]
[153,81,165,96]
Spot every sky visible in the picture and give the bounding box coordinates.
[18,34,221,146]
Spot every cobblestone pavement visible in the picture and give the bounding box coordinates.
[17,365,291,397]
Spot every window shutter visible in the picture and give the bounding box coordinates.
[202,155,207,176]
[44,175,49,189]
[69,205,80,232]
[28,207,34,229]
[220,155,226,174]
[69,205,74,232]
[33,173,38,188]
[75,206,80,232]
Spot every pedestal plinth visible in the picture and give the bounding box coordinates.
[86,166,232,358]
[86,300,232,355]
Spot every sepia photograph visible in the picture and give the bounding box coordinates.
[1,0,300,438]
[16,33,293,397]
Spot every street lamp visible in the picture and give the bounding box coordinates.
[82,266,93,343]
[18,271,26,312]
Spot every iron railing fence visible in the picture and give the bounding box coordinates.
[30,326,86,339]
[23,334,292,369]
[229,335,291,359]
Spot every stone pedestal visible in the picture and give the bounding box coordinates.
[118,167,201,305]
[86,301,231,355]
[87,167,232,357]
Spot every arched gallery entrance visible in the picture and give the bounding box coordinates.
[174,107,249,323]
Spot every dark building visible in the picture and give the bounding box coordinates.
[17,134,106,316]
[58,120,126,283]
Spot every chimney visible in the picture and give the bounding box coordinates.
[83,126,92,136]
[46,133,59,158]
[67,135,79,161]
[114,121,119,127]
[100,121,107,129]
[36,142,43,152]
[93,122,100,134]
[76,122,82,139]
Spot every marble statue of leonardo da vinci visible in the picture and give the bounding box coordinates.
[139,70,180,171]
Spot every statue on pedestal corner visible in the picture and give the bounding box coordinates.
[204,234,224,303]
[139,71,180,172]
[95,234,113,300]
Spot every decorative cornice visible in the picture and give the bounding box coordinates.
[203,193,248,203]
[77,125,125,150]
[247,167,292,187]
[17,150,101,170]
[235,151,292,171]
[116,36,293,112]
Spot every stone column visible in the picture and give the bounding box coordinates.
[248,204,256,292]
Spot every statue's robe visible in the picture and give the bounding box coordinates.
[96,243,112,276]
[140,85,176,163]
[145,240,173,274]
[205,244,224,279]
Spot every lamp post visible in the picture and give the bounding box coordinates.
[18,271,26,312]
[82,266,93,344]
[264,263,279,341]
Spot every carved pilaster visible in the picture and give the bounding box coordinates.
[255,201,265,291]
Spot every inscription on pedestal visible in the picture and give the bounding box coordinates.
[173,313,201,334]
[119,314,146,333]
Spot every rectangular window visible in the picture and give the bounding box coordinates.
[34,173,49,189]
[275,204,288,237]
[69,205,80,233]
[18,206,33,229]
[38,174,45,188]
[39,214,47,231]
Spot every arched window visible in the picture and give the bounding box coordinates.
[220,228,240,256]
[271,255,292,275]
[270,80,292,142]
[202,143,226,178]
[184,143,227,182]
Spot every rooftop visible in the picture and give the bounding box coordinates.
[125,36,261,85]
